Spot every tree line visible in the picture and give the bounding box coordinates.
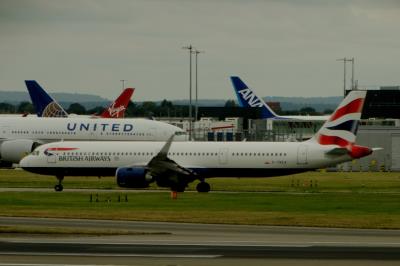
[0,100,332,117]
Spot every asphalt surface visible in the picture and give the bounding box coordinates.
[0,217,400,265]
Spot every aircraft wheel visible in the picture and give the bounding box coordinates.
[196,182,210,193]
[54,184,63,192]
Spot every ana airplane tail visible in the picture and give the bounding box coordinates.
[25,80,68,118]
[310,90,372,158]
[230,76,279,119]
[99,88,134,118]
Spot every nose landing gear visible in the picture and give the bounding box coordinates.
[54,175,64,192]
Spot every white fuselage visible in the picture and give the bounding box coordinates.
[0,116,187,164]
[20,140,350,178]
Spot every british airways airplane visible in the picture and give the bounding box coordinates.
[231,76,330,121]
[0,117,188,167]
[25,80,134,118]
[20,91,374,192]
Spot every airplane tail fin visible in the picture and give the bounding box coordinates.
[310,90,372,158]
[25,80,68,117]
[100,88,134,118]
[230,76,279,119]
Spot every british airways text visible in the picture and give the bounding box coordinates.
[67,123,133,132]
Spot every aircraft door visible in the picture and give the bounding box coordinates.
[47,147,57,164]
[219,148,229,165]
[297,145,308,165]
[47,154,57,163]
[151,128,157,140]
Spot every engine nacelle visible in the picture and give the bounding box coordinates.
[116,167,153,188]
[0,139,41,163]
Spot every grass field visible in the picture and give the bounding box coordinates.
[0,191,399,229]
[1,169,400,193]
[1,169,400,229]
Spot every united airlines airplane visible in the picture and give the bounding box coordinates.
[25,80,134,118]
[20,91,374,192]
[231,76,330,121]
[0,117,188,167]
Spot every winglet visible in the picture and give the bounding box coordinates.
[25,80,68,117]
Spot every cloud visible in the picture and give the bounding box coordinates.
[0,0,399,101]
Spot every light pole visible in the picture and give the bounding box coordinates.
[336,58,355,97]
[120,79,126,91]
[182,45,193,140]
[193,49,204,124]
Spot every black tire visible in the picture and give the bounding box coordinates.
[54,184,63,192]
[196,182,210,193]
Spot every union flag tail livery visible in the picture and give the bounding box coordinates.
[311,90,372,159]
[99,88,134,118]
[25,80,69,118]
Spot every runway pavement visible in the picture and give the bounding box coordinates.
[1,217,400,265]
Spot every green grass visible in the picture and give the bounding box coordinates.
[1,169,400,229]
[2,169,400,193]
[0,191,399,229]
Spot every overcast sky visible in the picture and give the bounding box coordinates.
[1,0,399,101]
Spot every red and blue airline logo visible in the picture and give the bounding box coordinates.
[317,97,364,147]
[44,147,78,156]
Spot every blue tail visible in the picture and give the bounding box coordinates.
[25,80,68,117]
[230,76,279,119]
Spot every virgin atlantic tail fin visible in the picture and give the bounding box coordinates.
[99,88,134,118]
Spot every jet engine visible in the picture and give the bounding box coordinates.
[0,139,41,164]
[116,167,154,188]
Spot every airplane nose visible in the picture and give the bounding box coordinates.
[19,156,30,168]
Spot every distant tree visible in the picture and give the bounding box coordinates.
[67,103,86,114]
[141,101,157,117]
[0,102,16,113]
[17,101,35,114]
[323,109,334,114]
[299,107,317,115]
[160,99,173,108]
[125,101,139,117]
[159,99,174,117]
[224,100,237,107]
[87,106,104,116]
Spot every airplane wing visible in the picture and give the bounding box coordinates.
[147,135,197,177]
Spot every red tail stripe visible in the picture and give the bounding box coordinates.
[318,135,350,147]
[329,98,364,122]
[47,147,78,151]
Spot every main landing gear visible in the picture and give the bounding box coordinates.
[54,175,64,192]
[196,181,211,193]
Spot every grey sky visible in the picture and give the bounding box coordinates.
[1,0,399,101]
